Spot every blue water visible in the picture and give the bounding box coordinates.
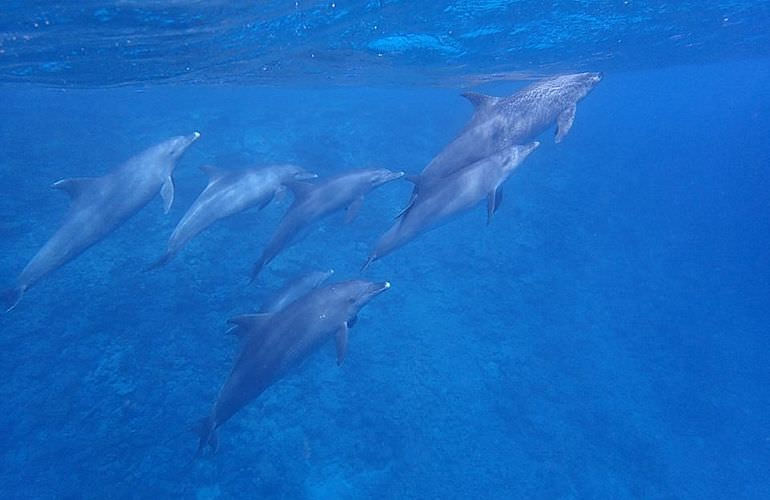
[1,2,769,499]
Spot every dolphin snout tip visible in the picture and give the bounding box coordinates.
[383,281,391,289]
[192,131,201,140]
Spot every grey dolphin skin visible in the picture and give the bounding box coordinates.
[260,268,335,313]
[364,142,540,269]
[2,132,200,312]
[225,268,335,337]
[149,164,316,268]
[250,168,405,280]
[196,279,391,452]
[401,72,601,214]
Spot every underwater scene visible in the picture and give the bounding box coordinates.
[1,1,769,498]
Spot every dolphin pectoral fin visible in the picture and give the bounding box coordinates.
[555,104,576,143]
[486,186,504,225]
[51,177,98,202]
[161,176,175,214]
[335,323,349,366]
[460,92,500,110]
[345,196,364,224]
[257,191,276,211]
[227,313,273,338]
[1,287,23,313]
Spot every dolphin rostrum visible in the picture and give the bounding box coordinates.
[196,279,391,452]
[364,142,540,270]
[149,164,316,268]
[250,168,404,280]
[401,72,601,215]
[2,132,200,312]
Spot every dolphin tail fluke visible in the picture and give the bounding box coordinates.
[361,255,375,273]
[250,258,265,283]
[193,416,218,456]
[145,252,174,272]
[394,195,416,220]
[1,287,23,313]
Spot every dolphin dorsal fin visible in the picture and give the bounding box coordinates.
[226,313,273,339]
[200,165,228,183]
[286,181,316,201]
[460,92,499,110]
[51,177,98,201]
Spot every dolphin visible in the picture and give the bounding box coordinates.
[196,279,391,452]
[364,142,540,269]
[225,268,335,337]
[250,168,405,280]
[2,132,200,312]
[149,164,316,268]
[401,72,602,215]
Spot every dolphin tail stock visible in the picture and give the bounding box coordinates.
[1,287,23,313]
[193,416,219,456]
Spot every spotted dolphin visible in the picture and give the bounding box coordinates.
[250,168,404,280]
[2,132,200,312]
[149,164,316,268]
[364,142,540,269]
[196,279,391,452]
[401,72,601,214]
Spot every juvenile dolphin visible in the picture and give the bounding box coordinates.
[225,268,335,337]
[401,72,601,214]
[149,164,316,268]
[196,279,391,452]
[251,168,404,280]
[364,142,540,269]
[2,132,200,312]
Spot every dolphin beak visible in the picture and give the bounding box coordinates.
[373,281,391,295]
[390,171,406,182]
[180,131,201,150]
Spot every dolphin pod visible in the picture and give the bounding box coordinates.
[363,142,540,270]
[397,72,602,217]
[1,73,602,452]
[250,168,405,281]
